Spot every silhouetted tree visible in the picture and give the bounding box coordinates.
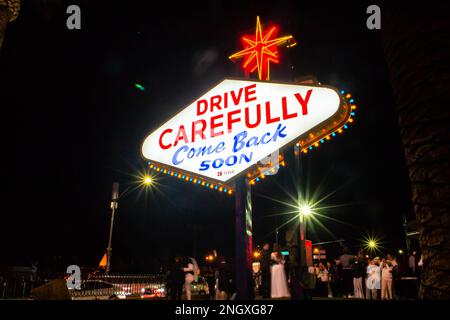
[382,1,450,299]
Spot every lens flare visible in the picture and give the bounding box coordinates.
[143,175,153,186]
[253,159,358,243]
[360,233,384,254]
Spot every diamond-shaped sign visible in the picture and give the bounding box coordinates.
[142,78,349,184]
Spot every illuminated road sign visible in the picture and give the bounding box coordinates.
[142,78,348,185]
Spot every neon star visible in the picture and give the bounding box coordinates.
[229,16,294,81]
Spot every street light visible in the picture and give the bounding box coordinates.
[106,173,155,274]
[299,205,312,217]
[143,175,153,186]
[298,203,312,241]
[361,234,383,255]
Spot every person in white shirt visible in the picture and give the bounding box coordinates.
[380,259,393,300]
[386,254,398,298]
[366,258,381,299]
[316,263,329,297]
[183,257,199,300]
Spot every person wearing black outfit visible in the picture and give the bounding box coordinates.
[167,256,184,300]
[260,243,271,299]
[301,266,316,300]
[352,257,365,298]
[205,265,216,300]
[339,247,354,297]
[216,257,236,299]
[327,261,338,298]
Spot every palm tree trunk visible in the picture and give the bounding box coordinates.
[0,0,20,49]
[382,2,450,299]
[0,5,8,48]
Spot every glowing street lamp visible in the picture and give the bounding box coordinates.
[106,173,155,274]
[298,203,313,241]
[299,205,312,217]
[143,175,153,186]
[361,234,383,255]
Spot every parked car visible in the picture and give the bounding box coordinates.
[70,280,125,300]
[191,276,209,296]
[140,286,166,299]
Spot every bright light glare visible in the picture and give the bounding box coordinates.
[254,169,354,242]
[299,205,312,216]
[143,175,153,186]
[361,234,384,254]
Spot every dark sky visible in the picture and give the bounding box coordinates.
[0,0,413,271]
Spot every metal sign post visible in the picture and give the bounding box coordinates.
[235,175,253,300]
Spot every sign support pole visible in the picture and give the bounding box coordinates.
[235,175,253,300]
[293,144,305,299]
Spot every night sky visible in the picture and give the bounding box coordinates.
[0,0,413,271]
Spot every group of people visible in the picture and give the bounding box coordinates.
[305,249,421,300]
[166,256,200,300]
[299,250,398,300]
[166,242,293,300]
[166,255,236,300]
[165,247,421,300]
[258,244,422,300]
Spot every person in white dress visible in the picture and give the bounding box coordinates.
[366,258,381,299]
[183,257,199,300]
[270,243,290,298]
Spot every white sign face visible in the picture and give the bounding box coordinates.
[142,79,341,183]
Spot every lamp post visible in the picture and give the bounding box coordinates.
[105,175,153,274]
[106,182,119,274]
